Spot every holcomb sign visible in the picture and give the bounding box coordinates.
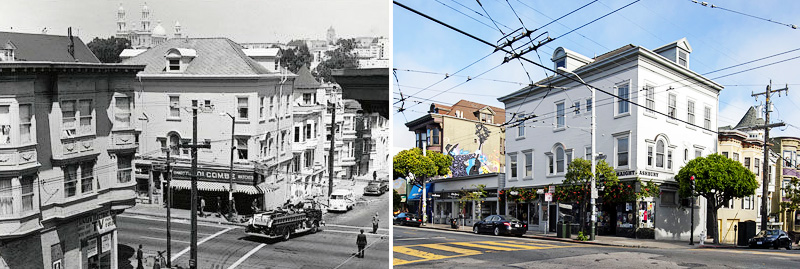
[170,167,255,184]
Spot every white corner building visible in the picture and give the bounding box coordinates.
[498,38,722,241]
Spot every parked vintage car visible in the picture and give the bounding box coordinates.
[473,215,527,236]
[363,182,384,196]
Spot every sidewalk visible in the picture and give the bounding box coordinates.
[417,223,747,249]
[122,203,249,227]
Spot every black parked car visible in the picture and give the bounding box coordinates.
[394,213,423,227]
[473,215,527,236]
[748,229,793,250]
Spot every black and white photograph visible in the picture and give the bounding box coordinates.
[0,0,390,268]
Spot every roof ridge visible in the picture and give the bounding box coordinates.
[223,38,272,74]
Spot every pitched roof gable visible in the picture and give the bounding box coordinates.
[123,37,272,75]
[0,31,99,63]
[294,65,320,89]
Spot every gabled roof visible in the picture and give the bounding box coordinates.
[734,106,765,130]
[242,48,280,57]
[0,31,99,63]
[294,65,320,89]
[654,37,692,53]
[123,37,272,75]
[433,100,506,123]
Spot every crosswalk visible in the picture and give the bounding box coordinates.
[393,240,582,265]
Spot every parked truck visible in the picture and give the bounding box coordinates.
[245,199,324,240]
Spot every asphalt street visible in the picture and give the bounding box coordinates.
[393,226,800,268]
[118,192,390,269]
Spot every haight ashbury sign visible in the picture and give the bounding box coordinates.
[616,170,664,178]
[170,167,256,184]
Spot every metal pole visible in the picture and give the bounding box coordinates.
[165,149,171,268]
[190,106,198,269]
[229,114,235,220]
[761,84,771,232]
[422,140,427,225]
[590,76,597,241]
[690,175,695,245]
[328,102,336,201]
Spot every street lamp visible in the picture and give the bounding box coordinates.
[221,112,236,221]
[558,67,597,241]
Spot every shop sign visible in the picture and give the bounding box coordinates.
[96,216,116,234]
[170,167,255,184]
[616,170,660,178]
[101,234,111,253]
[86,238,98,258]
[549,186,555,193]
[78,211,112,240]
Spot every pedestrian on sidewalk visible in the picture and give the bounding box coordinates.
[372,212,380,234]
[216,196,222,217]
[356,229,367,258]
[136,244,144,269]
[373,171,377,181]
[200,197,206,217]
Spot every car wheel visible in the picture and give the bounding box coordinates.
[473,225,479,234]
[494,227,500,236]
[787,241,793,250]
[283,228,291,241]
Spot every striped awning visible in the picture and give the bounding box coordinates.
[169,180,262,195]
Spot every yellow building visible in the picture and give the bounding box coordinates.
[716,107,768,244]
[771,136,800,233]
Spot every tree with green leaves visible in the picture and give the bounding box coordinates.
[87,36,131,63]
[279,42,313,74]
[676,153,758,244]
[459,184,487,220]
[393,147,453,188]
[313,38,359,83]
[556,158,618,232]
[393,189,403,212]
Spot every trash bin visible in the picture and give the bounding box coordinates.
[738,220,757,246]
[557,221,571,238]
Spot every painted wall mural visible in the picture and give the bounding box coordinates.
[445,143,502,177]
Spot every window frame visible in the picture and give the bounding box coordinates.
[168,95,181,119]
[509,154,518,178]
[236,137,248,160]
[616,82,630,116]
[524,151,533,178]
[644,85,655,114]
[687,99,695,125]
[704,106,712,129]
[114,95,132,129]
[236,96,249,120]
[19,103,33,144]
[667,93,677,119]
[615,134,630,167]
[555,101,565,130]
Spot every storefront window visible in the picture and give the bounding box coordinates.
[639,201,654,228]
[617,202,635,228]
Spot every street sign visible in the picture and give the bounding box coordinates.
[549,186,555,193]
[544,193,552,202]
[591,188,598,199]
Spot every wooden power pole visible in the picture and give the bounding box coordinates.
[751,81,787,232]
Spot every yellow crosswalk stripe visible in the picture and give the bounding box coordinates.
[393,258,411,265]
[417,243,482,255]
[393,246,451,259]
[450,242,522,251]
[501,240,559,247]
[477,241,547,250]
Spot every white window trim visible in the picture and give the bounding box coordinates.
[167,94,181,121]
[236,96,250,122]
[686,98,696,128]
[554,100,566,132]
[508,153,519,180]
[522,150,533,180]
[613,131,631,168]
[643,83,655,115]
[667,93,677,123]
[614,80,631,118]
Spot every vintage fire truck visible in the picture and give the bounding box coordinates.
[245,199,324,240]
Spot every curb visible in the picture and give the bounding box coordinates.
[121,210,248,227]
[419,225,691,249]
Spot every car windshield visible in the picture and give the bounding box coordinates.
[367,183,380,187]
[503,215,521,222]
[331,195,345,199]
[758,230,779,236]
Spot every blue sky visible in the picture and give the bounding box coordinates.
[393,0,800,153]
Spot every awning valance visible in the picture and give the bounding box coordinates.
[169,180,262,195]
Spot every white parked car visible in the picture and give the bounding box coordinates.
[328,189,354,212]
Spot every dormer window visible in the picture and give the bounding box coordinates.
[678,50,688,68]
[1,41,16,62]
[165,48,196,73]
[168,59,180,71]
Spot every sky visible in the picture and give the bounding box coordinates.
[393,0,800,154]
[0,0,390,43]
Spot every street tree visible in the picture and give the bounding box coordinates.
[393,147,453,188]
[393,189,403,212]
[459,184,487,220]
[313,38,358,83]
[556,158,617,231]
[279,42,313,74]
[676,153,758,244]
[87,36,131,63]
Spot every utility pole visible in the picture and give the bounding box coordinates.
[751,81,788,232]
[179,101,211,269]
[328,101,336,200]
[690,175,695,245]
[221,112,236,220]
[165,148,172,268]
